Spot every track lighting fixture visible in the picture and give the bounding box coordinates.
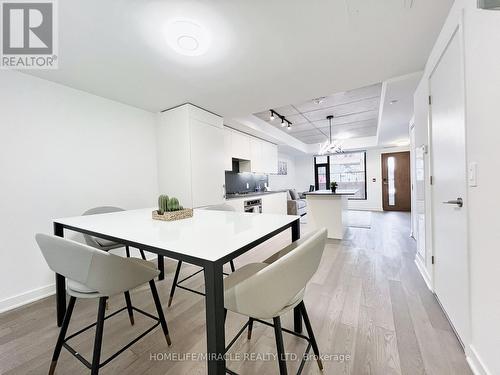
[269,109,292,130]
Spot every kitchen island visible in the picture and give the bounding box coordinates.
[304,189,357,239]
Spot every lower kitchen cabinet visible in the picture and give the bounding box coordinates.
[224,192,287,214]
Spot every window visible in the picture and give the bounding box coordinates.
[314,152,367,200]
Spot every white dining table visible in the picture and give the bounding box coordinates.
[52,208,301,374]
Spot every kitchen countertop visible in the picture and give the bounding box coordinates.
[304,189,358,196]
[225,190,288,200]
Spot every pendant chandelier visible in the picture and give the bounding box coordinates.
[318,115,343,155]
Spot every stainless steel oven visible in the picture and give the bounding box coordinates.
[244,198,262,213]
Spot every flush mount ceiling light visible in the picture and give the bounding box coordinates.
[313,97,327,105]
[164,18,211,56]
[478,0,500,10]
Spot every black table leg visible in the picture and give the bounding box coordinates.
[204,262,226,374]
[291,217,301,242]
[54,223,66,327]
[158,255,165,280]
[291,218,303,334]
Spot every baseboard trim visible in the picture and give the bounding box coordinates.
[0,283,56,314]
[347,207,383,212]
[467,345,492,375]
[0,254,159,314]
[414,255,433,291]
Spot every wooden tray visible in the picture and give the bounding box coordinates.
[152,209,193,221]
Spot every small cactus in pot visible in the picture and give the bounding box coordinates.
[158,195,169,214]
[154,194,191,221]
[167,197,178,211]
[158,195,184,214]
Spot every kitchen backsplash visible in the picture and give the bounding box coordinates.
[225,171,269,194]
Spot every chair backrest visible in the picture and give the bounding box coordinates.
[35,233,158,296]
[82,206,124,248]
[204,203,235,212]
[225,228,327,319]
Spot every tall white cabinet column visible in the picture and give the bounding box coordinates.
[156,104,225,208]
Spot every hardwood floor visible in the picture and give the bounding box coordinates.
[0,211,471,374]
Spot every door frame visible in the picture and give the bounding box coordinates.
[314,156,330,190]
[410,119,417,239]
[381,151,411,212]
[427,18,471,347]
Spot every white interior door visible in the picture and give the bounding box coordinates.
[429,27,469,343]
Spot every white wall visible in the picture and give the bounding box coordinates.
[268,152,296,191]
[0,71,158,312]
[294,155,315,192]
[413,2,500,374]
[463,5,500,375]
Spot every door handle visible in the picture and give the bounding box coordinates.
[442,197,463,207]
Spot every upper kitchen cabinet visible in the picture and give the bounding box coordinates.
[250,138,263,173]
[157,104,224,208]
[223,128,233,171]
[223,127,278,174]
[262,140,278,174]
[231,130,251,160]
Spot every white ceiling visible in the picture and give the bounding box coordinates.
[24,0,453,119]
[253,83,381,144]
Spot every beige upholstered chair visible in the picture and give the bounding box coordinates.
[223,228,327,374]
[82,206,147,259]
[168,203,237,307]
[36,234,171,375]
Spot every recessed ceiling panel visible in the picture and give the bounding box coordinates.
[254,83,382,144]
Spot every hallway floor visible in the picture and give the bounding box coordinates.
[0,211,471,374]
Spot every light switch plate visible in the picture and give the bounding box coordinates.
[468,162,478,187]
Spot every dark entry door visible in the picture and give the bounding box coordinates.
[382,151,411,211]
[314,162,330,191]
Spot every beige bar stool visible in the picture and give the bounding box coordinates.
[82,206,166,280]
[167,203,237,307]
[36,234,171,375]
[82,206,147,259]
[223,228,327,375]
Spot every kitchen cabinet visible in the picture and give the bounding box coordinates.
[261,141,278,174]
[231,130,251,160]
[250,138,263,173]
[261,192,287,214]
[224,192,287,214]
[224,127,278,174]
[223,128,233,171]
[157,104,224,208]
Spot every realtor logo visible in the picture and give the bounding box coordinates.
[1,0,58,69]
